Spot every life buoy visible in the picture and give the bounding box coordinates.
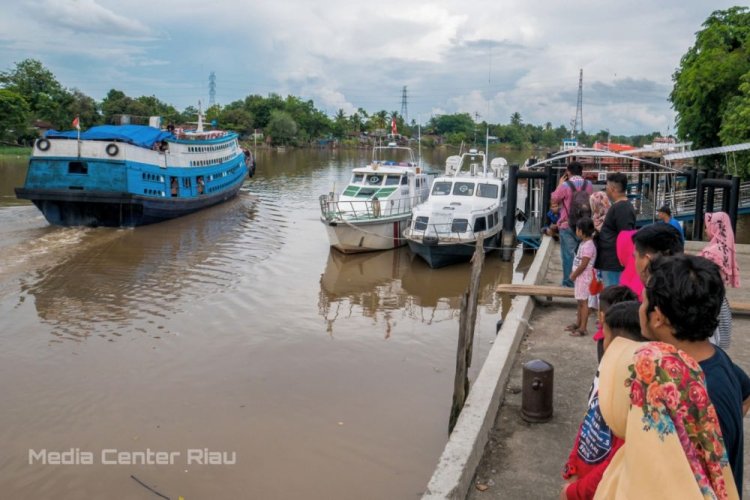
[106,143,119,156]
[37,138,50,151]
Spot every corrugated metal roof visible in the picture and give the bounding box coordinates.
[663,142,750,161]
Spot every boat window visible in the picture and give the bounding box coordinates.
[488,213,496,228]
[414,216,429,231]
[183,177,191,188]
[453,182,475,196]
[352,174,365,184]
[356,187,378,198]
[474,216,487,233]
[501,184,506,199]
[451,219,469,233]
[385,175,401,186]
[477,183,498,198]
[432,182,452,195]
[366,174,383,185]
[68,161,88,174]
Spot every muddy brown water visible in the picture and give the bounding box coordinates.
[0,148,530,499]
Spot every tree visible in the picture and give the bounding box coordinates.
[219,108,254,136]
[0,58,72,128]
[68,89,101,128]
[332,108,348,139]
[670,7,750,149]
[266,109,297,145]
[0,89,30,143]
[719,74,750,176]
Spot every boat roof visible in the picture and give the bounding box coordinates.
[46,125,175,148]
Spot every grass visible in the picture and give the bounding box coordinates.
[0,145,31,156]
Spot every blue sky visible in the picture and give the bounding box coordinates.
[0,0,742,135]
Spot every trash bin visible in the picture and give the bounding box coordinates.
[521,359,554,422]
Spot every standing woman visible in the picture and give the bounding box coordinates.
[699,212,739,349]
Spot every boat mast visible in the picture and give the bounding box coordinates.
[197,100,204,133]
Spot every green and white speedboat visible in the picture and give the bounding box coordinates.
[319,143,431,253]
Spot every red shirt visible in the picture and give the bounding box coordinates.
[562,382,623,499]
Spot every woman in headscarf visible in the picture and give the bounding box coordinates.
[699,212,739,350]
[596,338,738,499]
[589,190,611,233]
[615,229,643,301]
[586,190,612,337]
[699,212,740,288]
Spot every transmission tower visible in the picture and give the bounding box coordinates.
[400,86,408,123]
[208,72,216,108]
[572,68,583,138]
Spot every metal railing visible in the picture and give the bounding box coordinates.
[319,194,426,222]
[660,181,750,217]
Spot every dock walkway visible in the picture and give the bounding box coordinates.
[465,240,750,499]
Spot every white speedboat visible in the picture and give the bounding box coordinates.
[404,149,509,268]
[320,143,431,253]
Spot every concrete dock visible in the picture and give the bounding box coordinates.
[424,237,750,499]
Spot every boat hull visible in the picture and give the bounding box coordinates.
[407,231,500,268]
[324,216,410,253]
[15,178,244,227]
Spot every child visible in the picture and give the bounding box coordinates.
[542,200,560,240]
[561,301,644,499]
[592,286,638,362]
[567,216,596,337]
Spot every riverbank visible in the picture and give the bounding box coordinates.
[424,237,750,499]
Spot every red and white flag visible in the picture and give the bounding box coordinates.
[72,116,80,130]
[391,116,397,136]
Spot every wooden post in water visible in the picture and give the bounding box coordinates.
[449,234,485,433]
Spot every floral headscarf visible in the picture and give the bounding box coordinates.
[596,338,738,499]
[589,191,611,232]
[699,212,740,288]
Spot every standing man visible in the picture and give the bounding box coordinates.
[551,161,593,287]
[656,204,685,241]
[595,172,635,286]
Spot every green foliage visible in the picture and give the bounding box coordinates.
[266,110,298,145]
[0,89,30,143]
[0,59,73,130]
[670,7,750,150]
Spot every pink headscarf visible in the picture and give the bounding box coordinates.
[699,212,740,288]
[616,229,643,300]
[589,191,611,232]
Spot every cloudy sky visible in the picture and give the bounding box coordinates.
[0,0,741,135]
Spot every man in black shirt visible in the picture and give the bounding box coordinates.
[595,172,635,286]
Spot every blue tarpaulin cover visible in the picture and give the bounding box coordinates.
[46,125,174,148]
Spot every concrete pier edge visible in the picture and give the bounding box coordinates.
[423,236,554,499]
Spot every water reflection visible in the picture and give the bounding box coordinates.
[319,246,516,336]
[18,193,262,342]
[319,248,414,337]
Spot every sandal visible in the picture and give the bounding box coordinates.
[564,323,578,332]
[569,329,587,337]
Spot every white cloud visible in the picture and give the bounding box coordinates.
[0,0,743,134]
[34,0,152,37]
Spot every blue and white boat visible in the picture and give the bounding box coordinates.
[15,117,250,227]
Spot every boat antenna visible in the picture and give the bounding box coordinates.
[482,125,490,176]
[418,120,422,168]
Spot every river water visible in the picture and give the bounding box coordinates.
[0,148,532,500]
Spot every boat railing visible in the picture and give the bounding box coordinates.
[319,194,426,222]
[404,218,499,244]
